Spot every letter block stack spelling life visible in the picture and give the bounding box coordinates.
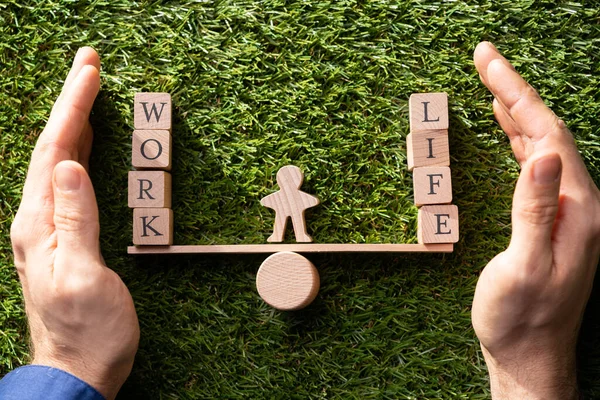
[408,93,459,244]
[129,93,174,245]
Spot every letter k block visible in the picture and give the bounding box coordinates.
[133,208,173,245]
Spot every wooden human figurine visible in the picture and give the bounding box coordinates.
[261,165,320,243]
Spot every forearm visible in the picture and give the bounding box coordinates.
[484,348,579,400]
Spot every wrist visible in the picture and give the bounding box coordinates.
[482,345,579,400]
[32,355,127,400]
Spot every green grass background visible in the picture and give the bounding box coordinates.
[1,1,600,398]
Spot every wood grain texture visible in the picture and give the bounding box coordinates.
[418,205,459,244]
[409,92,448,132]
[406,130,450,171]
[413,166,452,206]
[256,251,320,311]
[127,243,454,254]
[261,165,320,243]
[132,130,172,170]
[133,208,173,245]
[134,92,172,131]
[128,171,172,208]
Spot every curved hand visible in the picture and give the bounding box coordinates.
[471,42,600,399]
[10,48,140,400]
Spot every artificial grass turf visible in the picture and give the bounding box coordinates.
[1,0,600,398]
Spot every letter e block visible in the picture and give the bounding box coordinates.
[128,171,172,208]
[406,130,450,171]
[413,166,452,206]
[133,208,173,245]
[132,130,172,170]
[134,92,172,131]
[409,92,448,132]
[418,205,459,244]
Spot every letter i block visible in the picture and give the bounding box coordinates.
[128,171,172,208]
[133,208,173,245]
[406,130,450,171]
[418,205,459,244]
[409,92,448,133]
[134,92,172,131]
[132,130,172,170]
[413,166,452,206]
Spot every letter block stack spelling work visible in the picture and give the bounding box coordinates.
[129,93,174,245]
[408,93,459,244]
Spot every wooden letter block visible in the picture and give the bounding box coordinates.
[406,130,450,171]
[132,130,172,170]
[409,92,448,132]
[418,205,459,244]
[134,92,172,131]
[133,208,173,245]
[413,166,452,206]
[128,171,172,208]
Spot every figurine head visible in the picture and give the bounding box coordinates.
[276,165,303,189]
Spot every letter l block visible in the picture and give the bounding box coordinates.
[133,208,173,245]
[418,205,459,244]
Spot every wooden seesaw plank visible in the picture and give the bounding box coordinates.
[127,243,453,254]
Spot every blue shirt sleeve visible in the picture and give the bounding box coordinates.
[0,365,105,400]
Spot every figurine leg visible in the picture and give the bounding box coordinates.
[267,214,287,242]
[291,214,312,242]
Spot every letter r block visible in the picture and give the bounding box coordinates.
[133,208,173,245]
[406,130,450,171]
[409,92,448,132]
[134,92,172,131]
[413,166,452,206]
[128,171,172,208]
[418,205,459,244]
[132,130,172,170]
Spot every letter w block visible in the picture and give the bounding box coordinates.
[134,93,172,131]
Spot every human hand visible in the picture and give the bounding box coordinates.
[10,47,140,400]
[471,41,600,399]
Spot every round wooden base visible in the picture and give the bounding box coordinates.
[256,251,320,311]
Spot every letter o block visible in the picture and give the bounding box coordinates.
[418,205,459,244]
[128,171,172,208]
[133,208,173,245]
[132,130,172,170]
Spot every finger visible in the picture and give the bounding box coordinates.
[492,99,528,164]
[78,122,94,172]
[473,41,517,91]
[486,59,592,186]
[509,152,562,263]
[52,47,101,115]
[20,64,100,227]
[52,161,100,258]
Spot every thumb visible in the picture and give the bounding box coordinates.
[52,160,101,256]
[509,152,562,258]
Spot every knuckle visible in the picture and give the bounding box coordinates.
[517,198,558,226]
[53,208,88,233]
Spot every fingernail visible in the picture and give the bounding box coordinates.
[533,154,561,184]
[55,163,81,191]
